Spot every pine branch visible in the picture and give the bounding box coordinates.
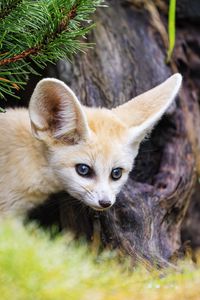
[0,0,22,19]
[0,2,78,67]
[0,0,104,101]
[0,47,39,66]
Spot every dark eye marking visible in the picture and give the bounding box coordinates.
[75,164,93,178]
[111,168,123,180]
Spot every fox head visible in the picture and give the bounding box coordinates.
[29,74,182,211]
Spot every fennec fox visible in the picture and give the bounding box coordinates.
[0,74,182,216]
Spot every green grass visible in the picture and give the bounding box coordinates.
[167,0,176,62]
[0,220,200,300]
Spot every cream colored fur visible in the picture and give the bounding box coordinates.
[0,74,182,216]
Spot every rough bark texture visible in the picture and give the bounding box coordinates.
[19,0,200,266]
[175,0,200,251]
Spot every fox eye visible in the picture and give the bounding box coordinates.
[75,164,92,177]
[111,168,122,180]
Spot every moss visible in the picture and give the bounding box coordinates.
[0,220,200,300]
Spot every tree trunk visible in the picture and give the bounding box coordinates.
[28,0,200,267]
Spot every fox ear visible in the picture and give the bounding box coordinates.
[29,78,90,143]
[113,73,182,143]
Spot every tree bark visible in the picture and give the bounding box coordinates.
[28,0,199,267]
[175,0,200,252]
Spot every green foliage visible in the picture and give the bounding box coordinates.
[0,0,103,100]
[167,0,176,62]
[0,0,22,18]
[0,220,200,300]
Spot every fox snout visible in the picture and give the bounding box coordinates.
[98,198,112,209]
[81,190,115,211]
[91,198,113,211]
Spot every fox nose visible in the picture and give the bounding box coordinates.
[99,199,112,208]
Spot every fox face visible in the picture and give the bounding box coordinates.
[29,74,182,211]
[45,110,137,210]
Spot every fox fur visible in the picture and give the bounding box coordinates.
[0,74,182,216]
